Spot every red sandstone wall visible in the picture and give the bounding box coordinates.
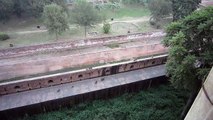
[0,43,168,80]
[0,31,165,59]
[0,56,167,95]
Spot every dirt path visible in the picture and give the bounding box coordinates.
[109,16,150,24]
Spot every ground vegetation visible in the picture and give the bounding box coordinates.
[21,84,189,120]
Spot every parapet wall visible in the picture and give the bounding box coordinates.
[0,43,168,80]
[0,55,167,95]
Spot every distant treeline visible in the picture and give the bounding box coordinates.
[0,0,66,22]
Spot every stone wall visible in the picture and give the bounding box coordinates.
[0,31,165,59]
[0,55,167,95]
[0,43,168,80]
[185,68,213,120]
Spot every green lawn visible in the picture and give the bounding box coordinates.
[0,21,160,49]
[20,84,189,120]
[0,4,154,49]
[0,17,42,32]
[100,5,150,19]
[138,21,157,32]
[0,26,86,49]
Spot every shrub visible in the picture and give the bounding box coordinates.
[103,23,111,34]
[0,32,10,41]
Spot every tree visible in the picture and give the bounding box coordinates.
[148,0,172,28]
[163,7,213,119]
[0,0,67,21]
[171,0,201,21]
[0,0,14,22]
[23,0,67,18]
[43,4,69,40]
[71,0,101,37]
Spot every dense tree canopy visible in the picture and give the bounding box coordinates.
[71,0,101,37]
[148,0,172,18]
[148,0,172,28]
[163,7,213,118]
[171,0,201,21]
[0,0,14,22]
[43,4,69,40]
[0,0,66,21]
[163,6,213,91]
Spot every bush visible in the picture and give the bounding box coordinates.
[103,23,111,34]
[0,32,10,41]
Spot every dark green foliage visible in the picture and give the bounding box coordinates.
[0,0,14,22]
[148,0,172,18]
[148,0,172,28]
[171,0,201,21]
[71,0,101,37]
[18,0,67,18]
[13,0,23,17]
[0,32,10,41]
[0,0,67,21]
[163,7,213,91]
[95,2,120,12]
[106,2,121,12]
[43,4,69,40]
[103,23,111,34]
[21,85,189,120]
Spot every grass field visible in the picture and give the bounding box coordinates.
[20,84,189,120]
[0,4,158,49]
[100,5,150,19]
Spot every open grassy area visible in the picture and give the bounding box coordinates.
[100,4,150,19]
[0,17,42,32]
[0,4,157,49]
[0,20,162,49]
[20,84,189,120]
[0,26,85,49]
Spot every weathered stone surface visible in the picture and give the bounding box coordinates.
[185,67,213,120]
[0,43,167,81]
[0,65,165,111]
